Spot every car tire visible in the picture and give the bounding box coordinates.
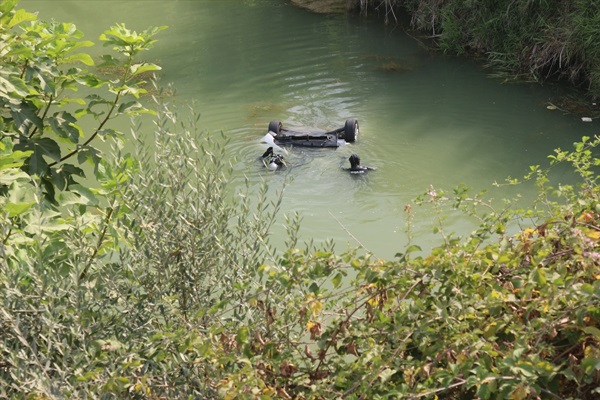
[269,120,282,134]
[344,119,358,143]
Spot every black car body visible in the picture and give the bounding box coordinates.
[267,119,359,148]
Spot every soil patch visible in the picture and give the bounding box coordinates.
[290,0,348,14]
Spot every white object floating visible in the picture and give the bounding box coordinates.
[581,117,593,122]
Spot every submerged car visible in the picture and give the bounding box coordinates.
[266,119,359,148]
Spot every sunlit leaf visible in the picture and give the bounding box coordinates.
[236,327,249,345]
[529,268,547,286]
[64,53,95,66]
[586,230,600,241]
[4,201,35,217]
[379,368,397,383]
[309,299,322,316]
[130,62,161,76]
[49,111,80,143]
[0,0,19,14]
[7,9,37,28]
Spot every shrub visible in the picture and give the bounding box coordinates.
[207,136,600,399]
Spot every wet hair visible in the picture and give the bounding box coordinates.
[262,147,274,158]
[349,154,361,169]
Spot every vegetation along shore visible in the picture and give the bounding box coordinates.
[294,0,600,111]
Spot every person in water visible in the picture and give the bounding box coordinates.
[261,146,286,171]
[345,154,374,174]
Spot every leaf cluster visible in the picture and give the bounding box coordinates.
[0,0,164,204]
[205,136,600,399]
[2,1,600,399]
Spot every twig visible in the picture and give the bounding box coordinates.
[50,91,122,166]
[408,379,466,399]
[79,206,114,280]
[328,210,371,254]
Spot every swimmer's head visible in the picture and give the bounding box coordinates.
[349,154,361,169]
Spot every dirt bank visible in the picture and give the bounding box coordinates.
[289,0,349,14]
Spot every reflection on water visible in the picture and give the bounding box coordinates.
[22,0,600,259]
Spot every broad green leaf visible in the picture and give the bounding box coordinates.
[65,40,95,52]
[379,368,397,383]
[49,111,80,143]
[529,267,547,286]
[4,201,35,217]
[63,53,95,66]
[236,327,249,345]
[332,272,343,288]
[5,44,33,58]
[32,138,62,162]
[0,0,19,14]
[15,137,61,175]
[130,63,161,76]
[86,93,112,108]
[0,169,30,185]
[69,184,99,206]
[77,74,107,88]
[96,54,121,68]
[30,66,57,94]
[0,73,33,98]
[117,101,141,115]
[7,9,37,28]
[10,102,43,135]
[584,326,600,339]
[582,357,600,374]
[0,150,33,170]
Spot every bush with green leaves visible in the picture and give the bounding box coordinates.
[206,137,600,399]
[3,1,600,399]
[0,1,289,397]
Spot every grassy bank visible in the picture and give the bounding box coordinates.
[399,0,600,98]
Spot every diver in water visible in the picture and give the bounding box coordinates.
[261,147,286,171]
[345,154,374,174]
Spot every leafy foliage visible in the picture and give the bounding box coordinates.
[205,136,600,399]
[0,0,165,202]
[2,1,600,399]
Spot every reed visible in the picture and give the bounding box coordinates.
[355,0,600,97]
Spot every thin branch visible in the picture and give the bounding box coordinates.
[79,206,114,281]
[49,91,122,167]
[408,379,466,399]
[29,94,54,139]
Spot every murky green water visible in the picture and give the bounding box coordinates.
[22,0,600,259]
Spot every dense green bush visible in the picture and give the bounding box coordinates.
[2,1,600,399]
[206,136,600,399]
[0,1,289,396]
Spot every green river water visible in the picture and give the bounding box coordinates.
[21,0,600,259]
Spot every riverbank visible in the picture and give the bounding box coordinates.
[289,0,347,13]
[290,0,600,114]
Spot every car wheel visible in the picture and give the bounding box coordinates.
[269,120,282,134]
[344,119,358,143]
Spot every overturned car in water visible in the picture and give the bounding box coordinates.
[266,119,359,148]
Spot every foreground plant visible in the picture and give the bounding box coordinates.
[209,136,600,399]
[1,2,288,397]
[2,1,600,399]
